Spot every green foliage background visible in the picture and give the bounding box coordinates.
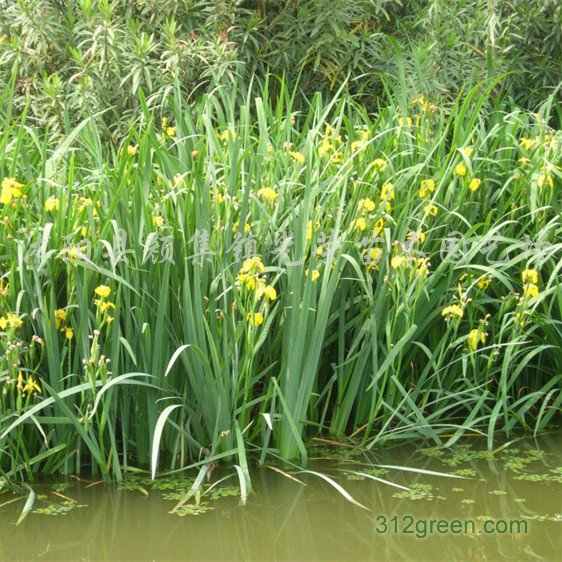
[1,0,561,136]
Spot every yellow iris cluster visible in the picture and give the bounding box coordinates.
[257,186,278,203]
[161,117,176,138]
[536,170,554,189]
[390,255,408,269]
[232,221,251,234]
[351,129,370,153]
[305,268,320,281]
[412,95,438,113]
[288,151,305,163]
[468,328,487,351]
[398,116,413,127]
[246,312,264,326]
[454,162,468,177]
[1,177,23,205]
[465,314,490,352]
[54,309,74,340]
[306,220,316,241]
[365,248,383,271]
[358,198,376,213]
[63,244,89,260]
[353,196,386,235]
[468,178,482,192]
[417,179,439,216]
[237,257,277,328]
[370,158,388,174]
[317,124,344,164]
[519,137,541,151]
[389,254,430,277]
[441,275,477,323]
[94,285,115,323]
[75,196,99,238]
[211,184,230,205]
[517,133,559,190]
[0,279,8,297]
[476,275,492,290]
[454,147,483,193]
[236,257,276,301]
[423,203,438,217]
[17,371,41,396]
[45,197,60,212]
[418,179,435,199]
[0,312,23,330]
[78,196,97,214]
[441,304,464,320]
[512,269,541,328]
[380,182,394,212]
[521,268,539,299]
[217,128,237,143]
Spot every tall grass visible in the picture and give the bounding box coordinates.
[0,78,561,486]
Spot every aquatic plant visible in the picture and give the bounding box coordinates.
[0,76,561,489]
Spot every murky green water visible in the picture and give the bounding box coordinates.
[1,432,561,561]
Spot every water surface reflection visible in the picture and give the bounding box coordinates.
[1,432,561,561]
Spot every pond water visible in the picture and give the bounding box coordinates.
[1,432,561,561]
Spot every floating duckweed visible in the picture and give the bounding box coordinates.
[418,447,444,458]
[489,490,508,496]
[451,488,464,492]
[151,477,196,491]
[513,469,562,483]
[504,457,532,471]
[393,483,444,501]
[345,468,388,481]
[33,500,87,516]
[346,473,366,481]
[426,443,547,477]
[208,486,239,500]
[367,468,390,476]
[162,492,190,501]
[461,499,476,505]
[147,478,240,516]
[526,449,545,459]
[33,476,240,520]
[452,468,477,477]
[172,503,212,517]
[305,443,362,463]
[441,445,494,467]
[503,449,544,471]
